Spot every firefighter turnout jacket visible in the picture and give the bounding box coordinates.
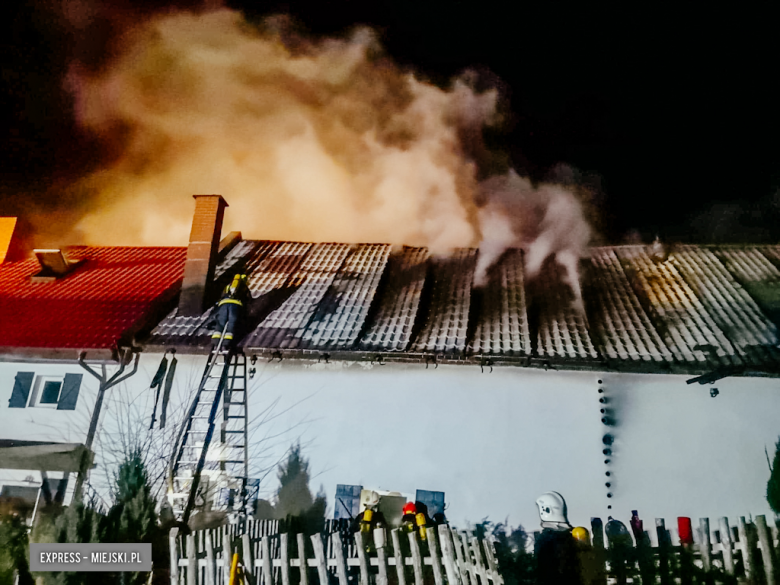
[212,274,250,343]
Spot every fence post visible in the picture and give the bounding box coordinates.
[655,519,671,585]
[437,525,462,585]
[355,530,371,585]
[590,518,607,585]
[738,517,755,583]
[187,533,197,585]
[450,530,472,585]
[699,518,712,572]
[461,531,479,585]
[468,534,489,585]
[391,529,408,585]
[590,518,604,550]
[205,531,216,585]
[375,527,389,585]
[281,534,291,585]
[240,533,254,585]
[480,536,500,585]
[297,533,309,585]
[223,526,231,585]
[757,516,776,585]
[332,531,349,585]
[310,533,329,585]
[426,527,444,585]
[408,532,424,585]
[260,536,271,585]
[717,517,735,576]
[170,528,180,585]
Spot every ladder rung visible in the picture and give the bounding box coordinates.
[224,430,244,434]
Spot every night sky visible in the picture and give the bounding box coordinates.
[0,0,772,247]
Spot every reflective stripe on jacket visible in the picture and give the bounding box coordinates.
[218,298,244,307]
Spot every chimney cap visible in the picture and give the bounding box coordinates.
[192,194,229,207]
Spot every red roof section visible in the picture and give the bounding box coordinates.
[0,246,187,349]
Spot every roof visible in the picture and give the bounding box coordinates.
[147,240,780,376]
[0,246,187,355]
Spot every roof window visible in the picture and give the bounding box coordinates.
[31,249,84,283]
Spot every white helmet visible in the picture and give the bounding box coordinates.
[360,490,381,510]
[536,491,569,524]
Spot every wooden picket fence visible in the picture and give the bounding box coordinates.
[170,514,780,585]
[567,514,780,585]
[169,519,503,585]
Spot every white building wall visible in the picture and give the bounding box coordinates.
[601,372,780,541]
[0,361,100,444]
[4,353,779,534]
[0,359,102,505]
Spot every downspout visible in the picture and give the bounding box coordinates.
[73,348,140,503]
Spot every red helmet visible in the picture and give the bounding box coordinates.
[403,502,417,516]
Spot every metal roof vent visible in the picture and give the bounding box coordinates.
[31,249,84,283]
[648,236,669,263]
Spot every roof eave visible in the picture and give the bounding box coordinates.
[0,346,117,363]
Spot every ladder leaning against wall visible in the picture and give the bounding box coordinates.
[168,326,250,526]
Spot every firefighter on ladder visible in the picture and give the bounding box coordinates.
[211,274,250,350]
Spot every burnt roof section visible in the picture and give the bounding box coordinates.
[470,249,531,357]
[140,240,780,377]
[530,256,599,361]
[242,243,352,349]
[411,249,477,355]
[359,247,429,352]
[584,248,673,363]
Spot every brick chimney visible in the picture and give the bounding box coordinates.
[178,195,228,317]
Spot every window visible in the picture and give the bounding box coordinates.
[29,377,63,408]
[8,372,82,410]
[40,381,62,404]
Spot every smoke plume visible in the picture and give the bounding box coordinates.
[64,9,496,252]
[473,170,592,309]
[54,7,593,301]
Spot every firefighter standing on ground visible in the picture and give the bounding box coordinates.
[534,491,584,585]
[351,491,386,553]
[572,525,605,585]
[401,501,433,541]
[211,274,250,349]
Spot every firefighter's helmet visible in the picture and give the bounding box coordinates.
[363,491,380,508]
[535,492,569,524]
[402,502,417,516]
[572,526,591,545]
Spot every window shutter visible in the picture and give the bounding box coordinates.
[57,374,82,410]
[334,484,363,520]
[8,372,34,408]
[415,489,446,518]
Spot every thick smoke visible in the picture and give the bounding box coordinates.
[474,170,592,309]
[59,7,592,302]
[66,9,495,252]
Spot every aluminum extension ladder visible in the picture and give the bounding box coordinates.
[169,328,250,525]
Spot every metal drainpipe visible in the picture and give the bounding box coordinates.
[73,348,140,503]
